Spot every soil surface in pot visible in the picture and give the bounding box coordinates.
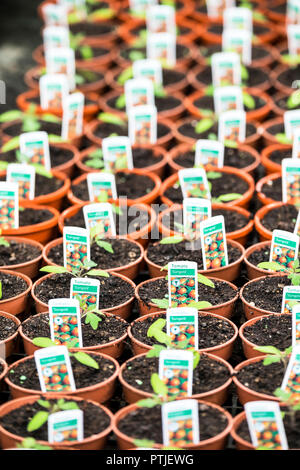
[0,315,18,341]
[274,94,295,113]
[82,146,164,170]
[22,312,127,347]
[264,122,284,140]
[70,21,115,37]
[173,146,256,170]
[0,240,41,266]
[195,66,268,89]
[276,65,300,89]
[198,44,271,62]
[242,275,291,313]
[243,314,291,350]
[107,94,182,113]
[31,69,105,87]
[193,94,265,115]
[0,271,28,300]
[260,176,282,201]
[176,120,256,141]
[267,147,291,166]
[236,359,284,396]
[0,145,74,168]
[115,68,186,88]
[3,120,61,138]
[92,120,169,141]
[0,174,63,198]
[19,207,54,226]
[247,245,300,267]
[0,396,111,440]
[207,23,271,38]
[260,204,298,233]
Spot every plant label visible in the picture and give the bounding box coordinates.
[287,24,300,56]
[48,409,84,443]
[168,261,198,307]
[133,59,163,85]
[6,164,35,200]
[58,0,87,19]
[70,278,100,312]
[42,4,68,26]
[34,345,76,392]
[161,399,200,446]
[211,52,241,87]
[213,86,244,115]
[102,136,133,171]
[269,229,299,270]
[128,104,157,145]
[87,172,117,202]
[282,158,300,206]
[284,110,300,140]
[245,401,288,450]
[125,78,154,113]
[218,109,246,143]
[40,73,69,111]
[223,7,253,31]
[43,26,70,50]
[62,92,84,140]
[206,0,235,18]
[281,286,300,315]
[147,32,176,68]
[129,0,158,14]
[195,139,224,168]
[63,226,90,271]
[49,298,82,348]
[292,304,300,346]
[183,198,212,240]
[83,202,116,236]
[292,128,300,159]
[0,182,19,229]
[200,215,228,270]
[166,307,198,350]
[287,0,300,25]
[45,47,76,91]
[19,131,51,170]
[159,349,194,398]
[294,210,300,236]
[146,5,176,35]
[179,168,211,200]
[281,345,300,401]
[222,29,252,65]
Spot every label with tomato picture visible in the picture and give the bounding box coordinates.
[147,32,176,68]
[102,136,133,171]
[146,5,176,35]
[0,182,19,230]
[59,0,86,15]
[269,229,299,270]
[211,52,241,87]
[287,24,300,55]
[166,307,198,350]
[19,131,51,171]
[292,129,300,159]
[179,168,211,200]
[128,104,157,145]
[43,26,70,50]
[133,58,163,85]
[168,261,198,307]
[222,29,252,65]
[83,202,116,237]
[213,86,244,115]
[45,47,75,90]
[284,110,300,140]
[70,278,100,311]
[287,0,300,25]
[162,399,200,447]
[218,109,246,143]
[48,409,83,443]
[159,349,194,398]
[62,92,84,140]
[34,345,76,392]
[125,78,154,113]
[129,0,157,14]
[42,4,68,26]
[183,198,212,240]
[292,304,300,346]
[200,215,228,270]
[282,158,300,206]
[49,298,82,348]
[63,226,90,271]
[87,172,117,202]
[223,7,253,32]
[195,139,224,168]
[40,73,69,111]
[6,164,35,200]
[245,401,288,450]
[281,346,300,402]
[281,286,300,316]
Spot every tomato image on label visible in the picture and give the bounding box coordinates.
[53,315,80,347]
[168,418,194,446]
[42,363,72,392]
[162,367,189,397]
[286,173,300,206]
[204,230,226,269]
[66,243,88,270]
[254,420,284,450]
[170,324,195,349]
[285,363,300,402]
[272,245,295,270]
[170,277,196,305]
[0,199,15,229]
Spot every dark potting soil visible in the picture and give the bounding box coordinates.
[3,120,61,139]
[0,315,18,341]
[0,145,74,168]
[0,271,28,300]
[117,402,228,443]
[0,240,41,266]
[275,94,293,112]
[71,172,155,201]
[0,173,63,197]
[260,176,282,202]
[173,146,255,170]
[177,120,256,141]
[194,94,265,113]
[107,94,182,113]
[47,238,141,270]
[195,65,268,88]
[22,312,127,347]
[70,21,115,37]
[82,146,164,169]
[120,43,189,62]
[260,204,298,233]
[247,246,271,266]
[242,275,291,313]
[268,147,291,165]
[75,46,109,61]
[277,65,300,88]
[0,397,111,441]
[265,122,284,137]
[208,23,270,37]
[198,44,269,62]
[34,272,134,309]
[93,120,169,140]
[115,68,185,88]
[19,207,54,226]
[138,277,237,308]
[236,359,285,396]
[0,363,3,375]
[243,314,292,351]
[122,355,230,395]
[131,25,191,38]
[131,312,235,349]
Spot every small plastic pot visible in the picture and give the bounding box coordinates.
[0,236,43,279]
[256,172,281,207]
[244,240,273,280]
[0,269,32,317]
[254,202,288,241]
[230,411,254,450]
[0,312,20,358]
[260,116,287,146]
[261,143,291,174]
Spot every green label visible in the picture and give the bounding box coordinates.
[203,222,223,235]
[52,306,77,314]
[40,354,66,366]
[53,419,78,430]
[170,315,194,323]
[286,292,300,300]
[252,411,275,419]
[65,234,87,243]
[168,409,192,419]
[187,206,208,214]
[164,359,189,367]
[170,268,196,276]
[274,236,297,249]
[87,210,109,219]
[72,284,98,294]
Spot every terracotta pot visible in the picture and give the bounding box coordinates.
[42,236,144,280]
[261,143,291,175]
[265,0,286,24]
[0,394,113,450]
[0,358,8,387]
[201,20,278,45]
[156,203,254,246]
[160,169,255,210]
[256,172,281,207]
[67,22,117,47]
[271,91,291,117]
[135,275,239,319]
[254,202,289,241]
[49,142,80,178]
[272,64,296,95]
[231,411,254,450]
[0,270,32,317]
[32,271,136,319]
[244,240,273,280]
[128,310,238,360]
[112,400,233,450]
[0,236,43,279]
[0,312,20,358]
[260,116,288,146]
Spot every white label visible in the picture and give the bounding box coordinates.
[19,131,51,171]
[200,215,228,270]
[63,226,90,271]
[161,399,200,446]
[282,157,300,205]
[179,168,211,200]
[45,47,75,91]
[218,109,246,143]
[211,52,241,87]
[128,105,157,145]
[206,0,236,17]
[87,172,117,202]
[281,285,300,315]
[159,349,194,398]
[48,298,82,348]
[125,78,154,113]
[146,5,176,35]
[214,86,244,115]
[284,110,300,140]
[133,59,163,85]
[222,29,252,65]
[269,228,299,268]
[223,7,253,31]
[167,307,199,350]
[40,73,69,111]
[42,4,68,26]
[34,345,76,393]
[0,182,19,230]
[147,32,176,67]
[195,139,224,168]
[168,261,198,307]
[48,409,84,443]
[83,202,116,236]
[102,136,133,171]
[6,163,35,200]
[43,26,70,51]
[183,197,212,239]
[62,92,84,140]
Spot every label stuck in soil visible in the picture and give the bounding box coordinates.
[102,136,133,171]
[49,298,83,348]
[83,202,116,236]
[281,286,300,315]
[287,24,300,56]
[0,182,19,229]
[270,229,299,270]
[200,215,228,270]
[129,0,157,14]
[223,7,253,32]
[125,78,154,113]
[281,345,300,401]
[45,47,76,91]
[287,0,300,25]
[161,399,200,446]
[159,349,194,398]
[211,51,241,87]
[282,158,300,206]
[292,304,300,346]
[34,345,76,392]
[70,277,100,312]
[62,91,84,140]
[43,26,70,50]
[213,86,244,115]
[40,73,69,111]
[179,168,211,200]
[183,197,212,239]
[146,5,176,35]
[133,59,163,85]
[166,307,198,350]
[222,29,252,65]
[218,109,246,143]
[147,32,176,67]
[87,172,117,202]
[48,409,84,443]
[42,4,68,26]
[6,163,35,200]
[19,131,51,170]
[128,104,157,145]
[168,261,198,306]
[63,226,90,271]
[195,139,224,168]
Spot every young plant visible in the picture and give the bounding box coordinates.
[0,105,61,137]
[40,258,109,279]
[253,345,292,371]
[97,112,126,127]
[117,67,133,86]
[16,437,52,450]
[83,148,104,170]
[0,230,9,247]
[137,372,169,408]
[27,398,79,432]
[257,259,300,285]
[90,223,114,254]
[69,32,93,59]
[273,388,300,429]
[75,293,106,331]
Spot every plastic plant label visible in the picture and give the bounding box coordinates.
[34,345,76,392]
[168,261,198,307]
[6,164,35,200]
[42,4,68,26]
[146,5,176,35]
[223,7,253,31]
[281,286,300,315]
[162,399,200,446]
[245,401,288,450]
[70,277,100,311]
[40,73,69,111]
[292,304,300,346]
[58,0,87,18]
[179,168,211,200]
[128,105,157,145]
[87,172,117,202]
[195,139,224,168]
[49,298,82,348]
[281,345,300,401]
[222,29,252,65]
[129,0,158,14]
[213,86,244,115]
[166,307,198,350]
[48,409,84,443]
[45,47,76,91]
[294,209,300,236]
[63,226,90,271]
[159,349,194,398]
[62,92,84,140]
[43,26,70,50]
[102,136,133,171]
[287,24,300,55]
[147,32,176,68]
[218,109,246,143]
[0,182,19,230]
[211,52,241,87]
[125,78,154,113]
[83,202,116,236]
[200,215,228,270]
[183,197,212,240]
[285,110,300,141]
[133,59,163,85]
[206,0,235,18]
[19,131,51,170]
[282,158,300,206]
[287,0,300,25]
[269,229,299,270]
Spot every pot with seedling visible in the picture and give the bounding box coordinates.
[0,269,32,317]
[254,202,299,242]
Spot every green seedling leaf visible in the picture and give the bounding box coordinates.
[254,345,282,355]
[154,84,167,97]
[86,269,109,277]
[89,8,114,19]
[146,344,166,357]
[98,112,125,127]
[224,139,238,148]
[116,94,126,109]
[274,388,292,402]
[151,298,170,309]
[189,301,212,309]
[216,193,242,202]
[59,401,79,410]
[206,171,222,179]
[37,399,51,409]
[257,261,284,271]
[241,65,249,80]
[129,50,145,61]
[96,239,114,253]
[193,351,201,369]
[197,273,215,288]
[42,113,61,124]
[33,337,56,348]
[195,118,214,134]
[205,85,214,96]
[85,312,103,330]
[243,92,255,110]
[32,163,53,179]
[27,411,49,432]
[80,45,93,59]
[137,398,160,408]
[147,318,166,337]
[40,265,69,274]
[287,90,300,109]
[0,110,23,122]
[1,136,20,152]
[0,161,8,171]
[208,132,217,141]
[151,373,168,396]
[275,133,291,144]
[73,351,99,369]
[117,67,133,85]
[134,439,155,448]
[159,236,184,244]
